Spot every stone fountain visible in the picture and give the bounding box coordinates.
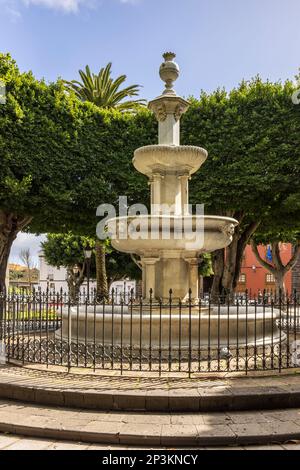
[109,52,238,302]
[59,53,284,357]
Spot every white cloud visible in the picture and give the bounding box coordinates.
[22,0,88,12]
[5,5,22,21]
[1,0,140,18]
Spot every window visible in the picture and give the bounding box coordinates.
[239,273,246,283]
[266,273,275,283]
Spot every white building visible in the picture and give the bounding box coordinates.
[38,251,136,300]
[39,250,72,293]
[109,279,136,303]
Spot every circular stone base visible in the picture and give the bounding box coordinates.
[57,305,284,351]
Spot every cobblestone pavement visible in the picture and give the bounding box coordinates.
[0,433,299,450]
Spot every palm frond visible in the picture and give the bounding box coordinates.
[63,62,145,111]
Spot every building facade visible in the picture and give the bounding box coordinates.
[236,243,293,296]
[38,251,136,300]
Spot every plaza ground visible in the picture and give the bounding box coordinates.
[1,365,300,447]
[0,432,300,451]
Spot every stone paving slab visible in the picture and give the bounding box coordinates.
[1,364,300,412]
[2,432,300,450]
[0,398,300,446]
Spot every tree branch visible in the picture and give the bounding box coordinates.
[250,239,276,273]
[77,261,86,285]
[284,242,300,273]
[232,220,261,288]
[272,241,284,271]
[17,216,33,231]
[240,220,261,246]
[130,253,142,270]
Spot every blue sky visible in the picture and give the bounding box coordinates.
[1,0,300,98]
[1,0,299,264]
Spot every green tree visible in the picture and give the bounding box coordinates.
[250,198,300,295]
[42,233,141,300]
[251,239,300,296]
[184,78,300,298]
[64,62,147,299]
[0,54,152,294]
[42,233,95,302]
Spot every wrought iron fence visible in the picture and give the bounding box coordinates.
[0,289,300,376]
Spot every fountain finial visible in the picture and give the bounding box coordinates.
[159,52,179,96]
[148,52,189,144]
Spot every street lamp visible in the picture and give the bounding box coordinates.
[73,264,80,276]
[71,265,80,303]
[84,245,92,302]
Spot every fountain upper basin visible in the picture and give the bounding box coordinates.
[133,145,208,176]
[108,214,238,254]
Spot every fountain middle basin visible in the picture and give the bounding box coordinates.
[109,215,238,253]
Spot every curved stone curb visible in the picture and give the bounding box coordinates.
[1,365,300,412]
[1,400,300,446]
[0,381,299,412]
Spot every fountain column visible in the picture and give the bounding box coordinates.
[151,172,164,214]
[185,257,199,301]
[178,173,190,215]
[143,258,159,299]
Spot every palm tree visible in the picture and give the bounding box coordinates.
[64,63,145,111]
[64,63,145,300]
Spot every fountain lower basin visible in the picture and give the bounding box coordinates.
[57,306,284,352]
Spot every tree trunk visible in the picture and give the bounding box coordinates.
[222,230,239,298]
[211,249,224,302]
[0,211,32,294]
[210,219,261,301]
[67,270,78,304]
[95,240,108,301]
[274,270,285,297]
[66,266,85,304]
[232,220,261,291]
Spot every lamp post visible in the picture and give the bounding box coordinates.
[84,246,92,302]
[71,264,80,304]
[73,265,80,276]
